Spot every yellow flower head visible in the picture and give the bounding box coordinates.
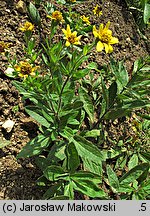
[0,41,10,55]
[19,21,34,32]
[93,21,119,53]
[62,24,82,47]
[66,0,76,2]
[93,4,103,17]
[47,11,64,23]
[81,15,91,25]
[15,61,38,79]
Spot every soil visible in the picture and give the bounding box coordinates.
[0,0,149,199]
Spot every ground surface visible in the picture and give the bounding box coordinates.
[0,0,149,199]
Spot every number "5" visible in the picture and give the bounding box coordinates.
[141,203,146,211]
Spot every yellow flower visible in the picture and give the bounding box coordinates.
[15,61,38,79]
[93,4,103,16]
[47,11,64,23]
[0,41,10,55]
[19,21,34,32]
[62,24,82,47]
[81,15,91,25]
[93,21,119,53]
[66,0,76,2]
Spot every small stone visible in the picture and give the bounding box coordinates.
[2,119,15,133]
[4,67,15,78]
[0,83,8,92]
[16,0,27,14]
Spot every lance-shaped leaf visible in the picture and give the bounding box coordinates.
[79,87,94,123]
[66,142,80,173]
[72,179,106,198]
[17,134,50,158]
[106,165,119,191]
[44,165,69,181]
[73,135,104,162]
[25,106,51,128]
[119,163,149,185]
[27,2,41,26]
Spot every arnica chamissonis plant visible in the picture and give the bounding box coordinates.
[19,21,34,32]
[15,61,38,79]
[0,41,10,55]
[93,4,103,17]
[93,21,119,53]
[62,24,82,47]
[81,15,91,25]
[47,11,64,23]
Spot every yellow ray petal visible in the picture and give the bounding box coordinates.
[93,26,99,38]
[66,41,70,47]
[105,21,110,29]
[110,37,119,44]
[104,43,109,53]
[108,44,113,53]
[99,23,104,31]
[96,41,104,52]
[66,24,71,35]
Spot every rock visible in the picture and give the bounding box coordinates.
[4,67,15,78]
[16,0,27,14]
[0,83,8,92]
[2,119,15,133]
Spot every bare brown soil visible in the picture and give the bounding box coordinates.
[0,0,149,199]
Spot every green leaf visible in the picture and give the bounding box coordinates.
[144,3,150,24]
[87,62,98,70]
[83,158,102,177]
[122,100,149,109]
[101,77,109,110]
[0,138,11,149]
[60,127,74,141]
[102,149,121,159]
[118,184,133,193]
[17,134,50,158]
[12,81,27,94]
[44,165,69,181]
[141,179,150,196]
[71,171,101,184]
[128,154,138,170]
[85,129,100,138]
[111,59,129,92]
[106,165,120,191]
[73,135,104,162]
[108,81,117,107]
[72,179,106,198]
[25,106,51,128]
[64,181,74,200]
[43,182,63,199]
[79,87,94,123]
[50,195,69,200]
[140,152,150,162]
[35,156,50,171]
[119,163,149,184]
[104,108,129,120]
[137,166,149,185]
[62,100,83,111]
[36,176,48,186]
[28,2,41,26]
[66,142,80,173]
[47,142,66,163]
[73,68,90,79]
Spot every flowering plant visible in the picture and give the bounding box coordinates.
[4,1,150,200]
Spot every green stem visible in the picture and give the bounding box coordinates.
[57,75,70,115]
